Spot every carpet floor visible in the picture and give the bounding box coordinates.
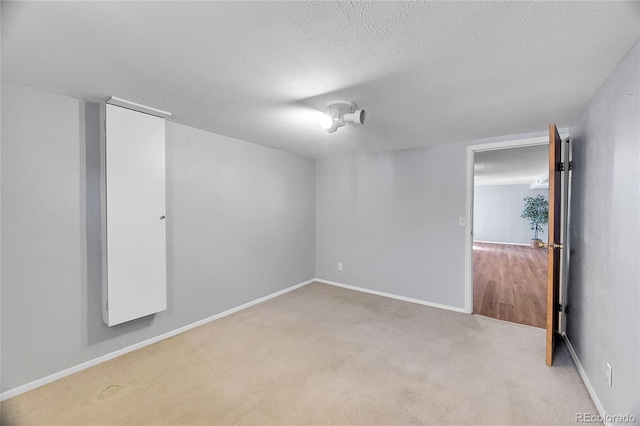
[1,282,598,425]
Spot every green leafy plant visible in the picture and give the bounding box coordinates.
[521,195,549,240]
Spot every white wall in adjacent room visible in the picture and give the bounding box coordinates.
[473,185,548,245]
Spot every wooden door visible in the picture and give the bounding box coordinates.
[545,124,562,365]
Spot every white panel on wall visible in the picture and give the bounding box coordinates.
[102,103,167,326]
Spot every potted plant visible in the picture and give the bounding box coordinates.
[521,195,549,248]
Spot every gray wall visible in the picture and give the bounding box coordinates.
[473,185,548,245]
[567,41,639,418]
[315,144,468,309]
[0,81,316,392]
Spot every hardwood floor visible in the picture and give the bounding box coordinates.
[473,242,547,328]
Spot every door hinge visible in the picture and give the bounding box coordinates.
[558,161,573,172]
[557,303,563,313]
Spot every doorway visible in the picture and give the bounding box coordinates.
[464,136,550,328]
[472,145,549,328]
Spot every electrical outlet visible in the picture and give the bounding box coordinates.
[605,362,612,386]
[338,262,343,272]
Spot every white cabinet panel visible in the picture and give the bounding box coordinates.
[102,103,167,326]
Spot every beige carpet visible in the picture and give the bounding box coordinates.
[1,282,597,425]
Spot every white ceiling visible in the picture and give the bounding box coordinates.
[474,145,548,186]
[2,1,639,159]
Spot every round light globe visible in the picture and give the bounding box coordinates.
[319,114,333,129]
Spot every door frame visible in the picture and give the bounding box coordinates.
[464,133,567,314]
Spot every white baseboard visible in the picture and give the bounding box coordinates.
[473,240,530,247]
[0,278,315,401]
[315,279,466,313]
[562,333,608,423]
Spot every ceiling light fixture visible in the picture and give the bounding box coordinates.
[319,100,365,133]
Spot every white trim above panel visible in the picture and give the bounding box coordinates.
[107,96,171,118]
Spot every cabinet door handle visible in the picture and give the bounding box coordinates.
[160,215,166,220]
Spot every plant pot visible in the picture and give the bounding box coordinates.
[531,239,542,249]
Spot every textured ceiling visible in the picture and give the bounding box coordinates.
[2,1,639,158]
[475,145,548,186]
